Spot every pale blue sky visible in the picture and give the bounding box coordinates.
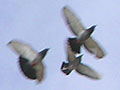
[0,0,120,90]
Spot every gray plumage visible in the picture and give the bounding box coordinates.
[63,6,105,58]
[8,40,49,83]
[61,42,100,80]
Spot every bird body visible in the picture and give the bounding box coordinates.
[63,6,105,58]
[61,55,82,75]
[61,41,100,80]
[8,40,49,83]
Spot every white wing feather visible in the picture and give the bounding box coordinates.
[63,6,105,58]
[84,38,105,58]
[8,40,38,62]
[63,6,85,36]
[76,63,101,80]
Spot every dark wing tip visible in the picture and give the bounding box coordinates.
[63,6,69,10]
[7,41,12,45]
[61,62,72,75]
[68,38,81,53]
[63,6,67,10]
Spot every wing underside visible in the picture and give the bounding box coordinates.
[18,57,37,79]
[76,63,100,80]
[63,6,85,36]
[84,37,105,58]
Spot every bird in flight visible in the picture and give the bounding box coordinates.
[61,40,101,80]
[63,6,105,59]
[8,40,49,83]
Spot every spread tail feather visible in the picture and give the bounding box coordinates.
[68,38,81,53]
[61,62,72,75]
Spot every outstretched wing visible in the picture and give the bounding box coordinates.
[18,56,37,79]
[68,37,81,53]
[8,40,38,62]
[66,40,76,62]
[63,6,105,59]
[84,37,105,58]
[63,6,85,36]
[75,63,100,80]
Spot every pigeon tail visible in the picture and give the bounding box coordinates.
[68,38,81,53]
[61,62,73,75]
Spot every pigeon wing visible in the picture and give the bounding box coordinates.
[63,6,105,59]
[8,40,38,62]
[63,6,85,36]
[66,41,76,62]
[18,56,37,79]
[75,63,100,80]
[84,37,105,58]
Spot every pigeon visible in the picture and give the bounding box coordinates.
[63,6,105,58]
[61,41,100,80]
[7,40,49,83]
[68,25,95,53]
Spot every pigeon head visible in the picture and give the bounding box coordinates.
[76,54,84,63]
[87,25,97,31]
[82,25,97,41]
[38,48,50,60]
[79,54,84,58]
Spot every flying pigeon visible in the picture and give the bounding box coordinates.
[68,25,95,53]
[63,6,105,58]
[7,40,49,83]
[61,41,100,80]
